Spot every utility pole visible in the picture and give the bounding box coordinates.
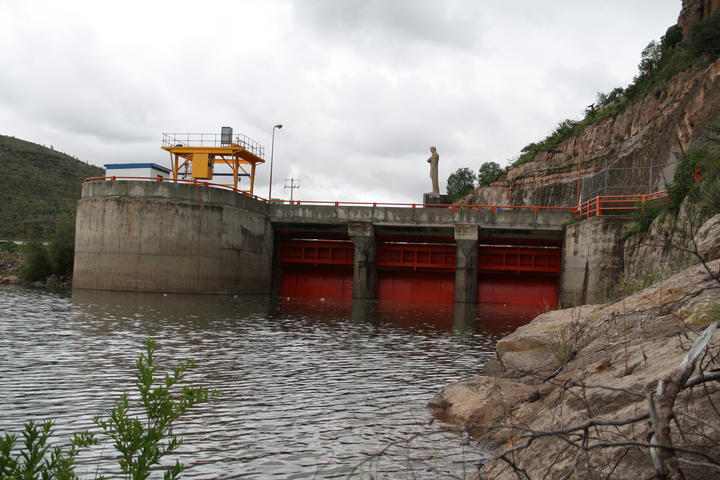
[284,178,301,202]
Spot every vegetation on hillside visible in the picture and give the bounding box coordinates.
[0,135,103,239]
[512,11,720,169]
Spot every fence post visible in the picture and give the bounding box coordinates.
[604,157,608,195]
[596,197,601,217]
[641,195,646,214]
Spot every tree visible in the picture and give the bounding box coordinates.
[478,162,503,187]
[446,168,476,203]
[638,40,662,77]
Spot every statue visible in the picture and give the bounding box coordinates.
[426,146,439,195]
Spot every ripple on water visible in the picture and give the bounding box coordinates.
[0,286,530,479]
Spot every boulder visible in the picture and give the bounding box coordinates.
[494,305,602,384]
[428,375,534,427]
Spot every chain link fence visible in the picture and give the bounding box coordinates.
[580,155,679,202]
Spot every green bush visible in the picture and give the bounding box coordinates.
[689,11,720,57]
[700,176,720,216]
[19,242,51,282]
[668,146,716,210]
[625,199,666,237]
[0,420,96,480]
[0,339,214,480]
[19,215,76,282]
[47,216,75,277]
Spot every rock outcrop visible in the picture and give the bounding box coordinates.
[679,0,720,34]
[430,256,720,479]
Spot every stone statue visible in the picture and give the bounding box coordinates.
[426,146,439,195]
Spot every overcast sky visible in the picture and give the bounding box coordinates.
[0,0,681,203]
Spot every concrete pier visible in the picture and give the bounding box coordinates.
[454,224,479,303]
[349,221,377,299]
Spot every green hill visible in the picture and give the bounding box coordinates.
[0,135,104,239]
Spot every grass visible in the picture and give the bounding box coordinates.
[546,314,582,367]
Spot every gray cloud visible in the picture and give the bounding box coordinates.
[0,0,681,203]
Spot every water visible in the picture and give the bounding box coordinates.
[0,285,532,479]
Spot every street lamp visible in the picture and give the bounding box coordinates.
[268,124,283,200]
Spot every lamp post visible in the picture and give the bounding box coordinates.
[268,124,283,201]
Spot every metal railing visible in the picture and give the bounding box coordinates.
[85,176,672,220]
[576,190,669,218]
[84,177,575,212]
[84,176,265,200]
[161,132,265,158]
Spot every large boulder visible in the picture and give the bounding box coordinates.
[494,305,603,384]
[428,376,534,427]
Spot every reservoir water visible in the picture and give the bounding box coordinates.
[0,285,534,479]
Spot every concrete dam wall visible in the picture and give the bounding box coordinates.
[73,181,273,294]
[74,181,628,308]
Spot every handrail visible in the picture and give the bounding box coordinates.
[85,176,667,217]
[83,176,267,201]
[576,190,669,218]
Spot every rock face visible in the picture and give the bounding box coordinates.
[622,204,720,298]
[431,259,720,480]
[679,0,720,35]
[462,57,720,208]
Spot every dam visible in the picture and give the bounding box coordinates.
[72,179,630,309]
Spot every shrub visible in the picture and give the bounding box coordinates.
[0,339,214,480]
[47,215,75,277]
[19,242,51,281]
[625,198,666,237]
[689,11,720,57]
[0,420,96,480]
[669,147,707,209]
[700,176,720,216]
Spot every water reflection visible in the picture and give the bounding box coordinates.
[1,286,534,479]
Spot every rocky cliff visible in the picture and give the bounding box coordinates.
[462,0,720,208]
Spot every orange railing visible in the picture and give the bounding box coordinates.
[85,176,668,217]
[84,176,575,212]
[84,176,267,201]
[575,190,669,218]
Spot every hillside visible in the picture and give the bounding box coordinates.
[0,135,103,239]
[461,0,720,208]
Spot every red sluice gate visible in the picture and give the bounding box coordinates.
[376,241,455,303]
[278,238,354,299]
[277,235,562,310]
[477,240,561,309]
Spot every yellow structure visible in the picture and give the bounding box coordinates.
[161,129,265,195]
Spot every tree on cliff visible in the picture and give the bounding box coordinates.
[478,162,504,187]
[446,167,476,203]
